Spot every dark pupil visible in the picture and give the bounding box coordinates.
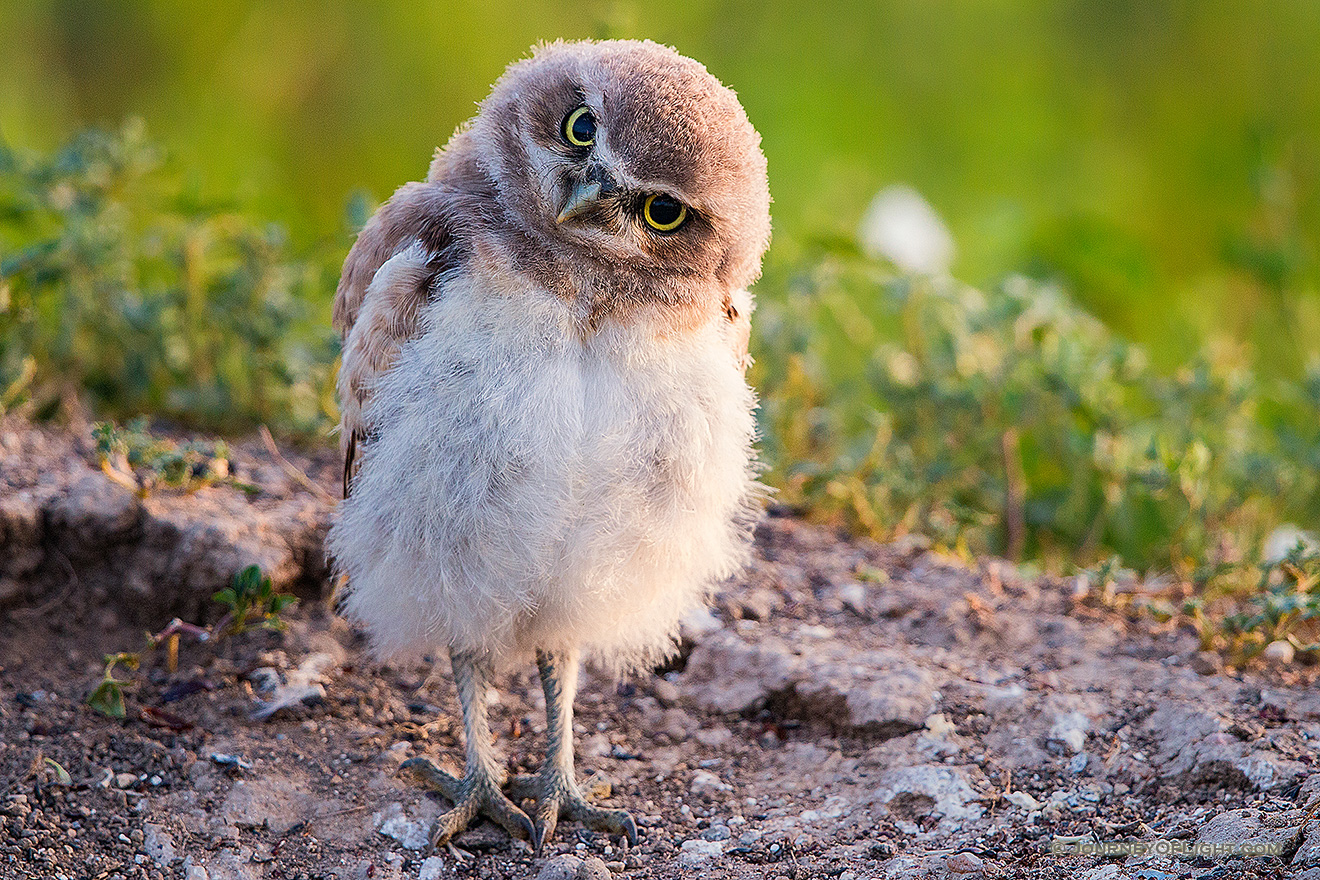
[649,196,682,225]
[571,111,595,143]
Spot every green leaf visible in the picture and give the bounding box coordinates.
[233,564,263,597]
[88,679,126,719]
[44,757,73,786]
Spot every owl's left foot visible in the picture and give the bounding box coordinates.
[509,770,638,853]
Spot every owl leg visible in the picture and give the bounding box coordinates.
[512,649,639,853]
[401,650,535,850]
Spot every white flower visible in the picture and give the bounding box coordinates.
[858,185,955,275]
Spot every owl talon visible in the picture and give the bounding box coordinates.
[402,756,535,848]
[519,769,638,853]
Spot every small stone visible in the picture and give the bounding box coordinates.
[870,764,984,831]
[373,802,430,851]
[1004,791,1041,811]
[577,857,611,880]
[586,775,614,801]
[1263,640,1296,666]
[652,678,680,704]
[868,841,896,859]
[924,713,957,737]
[1047,712,1089,754]
[682,630,937,735]
[221,778,310,836]
[946,851,983,875]
[1080,866,1122,880]
[536,854,583,880]
[690,769,731,797]
[679,838,723,865]
[1190,651,1223,676]
[837,582,867,615]
[185,866,209,880]
[141,823,176,867]
[1197,807,1303,853]
[418,856,447,880]
[115,773,138,789]
[1300,774,1320,809]
[701,824,732,841]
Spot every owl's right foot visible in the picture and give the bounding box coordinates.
[402,757,535,850]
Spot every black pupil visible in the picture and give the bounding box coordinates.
[570,111,595,143]
[649,196,682,226]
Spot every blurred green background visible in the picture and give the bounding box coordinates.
[3,0,1318,378]
[4,0,1320,623]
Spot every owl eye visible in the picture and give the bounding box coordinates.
[562,106,596,147]
[642,194,688,232]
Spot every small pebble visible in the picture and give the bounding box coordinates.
[947,851,984,875]
[1263,640,1295,665]
[1190,651,1223,675]
[702,824,732,841]
[535,854,582,880]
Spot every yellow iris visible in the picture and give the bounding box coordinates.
[563,106,595,147]
[643,194,688,232]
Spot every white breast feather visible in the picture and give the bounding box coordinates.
[327,250,761,675]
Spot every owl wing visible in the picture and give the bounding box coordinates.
[333,181,462,497]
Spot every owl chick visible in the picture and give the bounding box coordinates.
[328,39,770,852]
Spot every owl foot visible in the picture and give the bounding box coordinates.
[401,757,535,850]
[508,771,639,853]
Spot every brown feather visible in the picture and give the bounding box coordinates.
[333,177,477,493]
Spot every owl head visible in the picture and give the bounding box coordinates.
[440,39,771,310]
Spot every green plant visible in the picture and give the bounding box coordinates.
[93,417,236,495]
[752,246,1320,582]
[87,565,296,719]
[1220,542,1320,661]
[212,564,298,637]
[0,120,339,433]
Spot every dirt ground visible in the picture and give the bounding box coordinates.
[2,420,1319,880]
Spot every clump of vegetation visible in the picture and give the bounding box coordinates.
[1215,542,1320,662]
[87,564,296,719]
[211,563,299,637]
[92,417,237,495]
[0,120,339,433]
[752,246,1320,598]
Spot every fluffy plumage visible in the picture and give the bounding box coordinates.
[327,38,770,849]
[330,39,769,672]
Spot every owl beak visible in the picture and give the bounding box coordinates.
[556,180,603,224]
